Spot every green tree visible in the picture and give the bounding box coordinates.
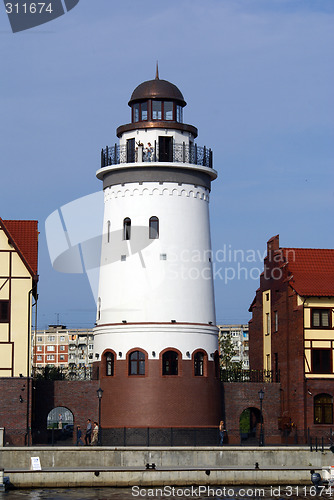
[219,332,243,370]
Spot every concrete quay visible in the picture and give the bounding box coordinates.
[1,446,333,488]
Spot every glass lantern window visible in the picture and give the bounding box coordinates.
[133,103,140,122]
[141,102,148,121]
[152,101,162,120]
[176,105,183,123]
[164,101,173,120]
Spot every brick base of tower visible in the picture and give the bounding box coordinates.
[93,359,221,428]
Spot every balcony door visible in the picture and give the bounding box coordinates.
[127,138,135,163]
[159,136,173,162]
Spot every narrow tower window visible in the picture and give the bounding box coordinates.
[162,351,178,375]
[107,220,111,243]
[129,350,145,375]
[105,352,114,376]
[194,351,205,376]
[123,218,131,240]
[149,216,159,239]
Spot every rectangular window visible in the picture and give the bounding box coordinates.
[37,346,42,352]
[274,311,278,332]
[312,349,332,374]
[37,355,42,361]
[133,103,139,122]
[266,354,271,370]
[37,336,43,342]
[60,336,65,341]
[60,345,65,351]
[152,101,162,120]
[265,313,270,335]
[164,101,173,120]
[47,336,55,342]
[0,300,9,323]
[141,102,148,121]
[60,355,65,360]
[176,105,183,123]
[47,345,55,351]
[47,355,55,361]
[312,309,330,328]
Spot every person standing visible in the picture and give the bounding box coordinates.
[91,422,99,446]
[76,425,84,446]
[85,419,92,445]
[219,420,226,445]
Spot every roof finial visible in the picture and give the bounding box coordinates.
[155,61,159,80]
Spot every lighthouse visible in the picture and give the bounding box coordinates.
[94,70,221,444]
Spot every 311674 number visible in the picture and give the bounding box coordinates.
[5,3,53,14]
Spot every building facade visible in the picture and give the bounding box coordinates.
[249,234,334,441]
[218,324,249,369]
[0,218,38,377]
[93,71,221,436]
[33,325,94,376]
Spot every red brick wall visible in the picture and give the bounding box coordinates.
[97,358,221,428]
[33,380,99,443]
[222,382,281,444]
[0,378,32,445]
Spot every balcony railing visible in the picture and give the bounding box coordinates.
[101,142,213,169]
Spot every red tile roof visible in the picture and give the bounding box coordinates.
[0,219,38,278]
[282,247,334,297]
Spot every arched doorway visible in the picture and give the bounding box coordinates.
[239,407,261,444]
[47,407,74,445]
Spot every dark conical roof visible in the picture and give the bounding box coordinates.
[129,77,186,107]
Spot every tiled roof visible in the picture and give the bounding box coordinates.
[282,247,334,297]
[0,219,38,277]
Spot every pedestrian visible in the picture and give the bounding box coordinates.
[76,425,84,446]
[219,420,226,445]
[146,142,153,161]
[85,419,92,445]
[58,413,63,430]
[91,421,99,446]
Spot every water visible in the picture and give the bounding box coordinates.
[0,485,326,500]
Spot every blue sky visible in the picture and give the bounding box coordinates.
[1,0,333,328]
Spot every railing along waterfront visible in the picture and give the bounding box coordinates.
[101,142,213,168]
[221,369,280,383]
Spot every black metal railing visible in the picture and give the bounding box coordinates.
[221,369,280,383]
[101,142,213,168]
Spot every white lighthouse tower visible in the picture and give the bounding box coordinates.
[94,70,221,443]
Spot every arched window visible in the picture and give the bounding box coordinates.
[123,218,131,240]
[149,216,159,239]
[105,352,114,376]
[314,393,333,424]
[194,351,204,376]
[129,350,145,375]
[162,350,178,375]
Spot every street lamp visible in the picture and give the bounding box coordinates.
[97,387,103,446]
[258,389,264,446]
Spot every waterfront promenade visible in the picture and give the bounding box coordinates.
[1,446,333,488]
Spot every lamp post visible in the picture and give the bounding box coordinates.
[258,389,264,446]
[97,387,103,446]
